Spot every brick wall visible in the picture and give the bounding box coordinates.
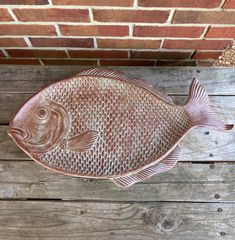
[0,0,234,66]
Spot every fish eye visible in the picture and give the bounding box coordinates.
[36,108,48,120]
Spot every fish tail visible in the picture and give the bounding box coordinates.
[183,79,233,131]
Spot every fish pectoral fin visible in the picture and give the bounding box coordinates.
[111,145,181,188]
[63,130,98,152]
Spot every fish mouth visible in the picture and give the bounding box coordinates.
[8,127,28,139]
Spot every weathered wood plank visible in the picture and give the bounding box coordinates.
[0,93,30,124]
[0,161,234,202]
[0,66,235,95]
[0,126,27,160]
[0,201,234,240]
[1,96,234,161]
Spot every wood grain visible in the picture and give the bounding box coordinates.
[0,66,235,95]
[0,200,234,240]
[0,161,234,202]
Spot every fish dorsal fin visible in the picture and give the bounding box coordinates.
[62,130,98,152]
[76,67,129,80]
[77,68,173,104]
[111,145,181,188]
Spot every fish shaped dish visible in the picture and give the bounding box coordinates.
[8,68,233,187]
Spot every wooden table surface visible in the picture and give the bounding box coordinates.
[0,66,234,240]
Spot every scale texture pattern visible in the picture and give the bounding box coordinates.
[37,75,190,178]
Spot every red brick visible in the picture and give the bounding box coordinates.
[0,24,56,36]
[0,59,40,65]
[163,40,231,50]
[53,0,133,6]
[193,51,222,59]
[13,9,90,22]
[0,0,48,4]
[60,25,129,37]
[139,0,222,8]
[197,61,214,66]
[134,26,204,38]
[0,38,27,47]
[93,10,169,23]
[131,51,192,59]
[224,0,235,8]
[68,50,128,58]
[173,11,235,24]
[206,27,235,38]
[0,9,14,21]
[30,38,94,48]
[7,49,67,58]
[42,59,97,65]
[157,60,196,66]
[97,39,161,49]
[100,60,155,66]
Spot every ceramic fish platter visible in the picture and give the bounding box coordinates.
[8,68,233,187]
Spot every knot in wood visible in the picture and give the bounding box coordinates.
[157,215,182,233]
[156,212,183,233]
[141,207,159,226]
[162,218,175,230]
[141,207,182,233]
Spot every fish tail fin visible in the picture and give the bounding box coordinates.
[183,79,233,131]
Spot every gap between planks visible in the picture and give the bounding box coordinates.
[0,161,234,202]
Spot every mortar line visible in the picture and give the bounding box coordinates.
[54,23,62,36]
[1,49,10,57]
[133,0,138,8]
[129,24,134,37]
[7,8,18,22]
[0,35,233,40]
[0,57,208,61]
[167,9,175,24]
[47,0,53,6]
[0,47,223,52]
[0,46,229,51]
[127,50,131,58]
[2,6,235,11]
[159,39,164,49]
[88,7,93,23]
[93,38,98,48]
[23,36,32,47]
[38,59,44,65]
[220,0,227,8]
[64,49,70,58]
[0,22,235,27]
[190,50,197,59]
[201,25,210,38]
